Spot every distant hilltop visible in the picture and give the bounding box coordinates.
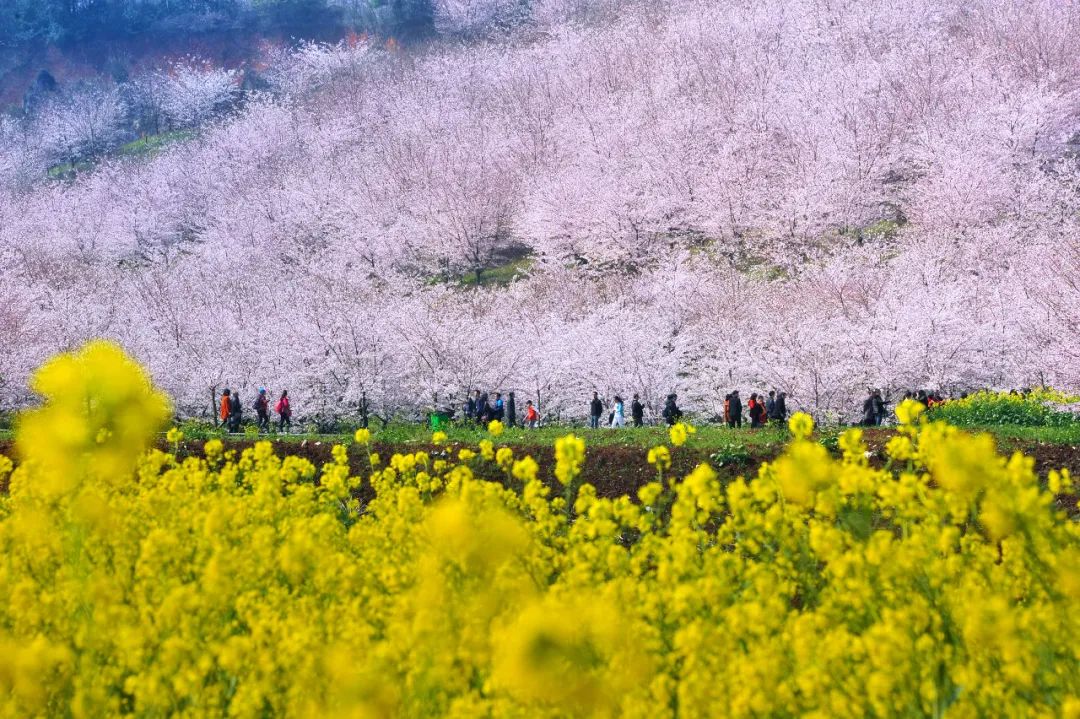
[0,0,434,106]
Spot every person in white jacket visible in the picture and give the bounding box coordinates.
[610,395,626,428]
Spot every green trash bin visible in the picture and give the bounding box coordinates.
[430,413,445,430]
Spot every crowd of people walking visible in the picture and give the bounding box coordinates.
[859,388,950,426]
[218,387,291,433]
[457,388,788,430]
[720,390,788,428]
[213,383,959,435]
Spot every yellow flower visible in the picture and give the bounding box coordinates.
[895,399,925,426]
[884,435,913,462]
[837,428,863,459]
[638,482,663,506]
[487,420,504,437]
[204,438,224,459]
[669,422,695,447]
[647,446,671,472]
[5,342,1080,719]
[354,428,372,444]
[432,431,448,445]
[980,492,1017,540]
[773,440,834,506]
[17,340,172,492]
[496,447,514,470]
[512,456,539,483]
[554,434,586,486]
[165,427,184,444]
[788,412,814,440]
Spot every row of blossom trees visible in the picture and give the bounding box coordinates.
[2,0,1079,421]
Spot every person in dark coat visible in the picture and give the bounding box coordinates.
[774,392,788,422]
[662,393,683,426]
[749,393,765,428]
[765,391,776,422]
[475,392,491,424]
[507,392,517,427]
[728,391,743,428]
[631,393,644,427]
[872,390,887,426]
[861,389,877,426]
[228,390,243,432]
[254,388,270,431]
[727,391,742,428]
[590,392,603,429]
[464,391,477,422]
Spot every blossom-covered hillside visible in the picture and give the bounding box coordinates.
[2,0,1079,420]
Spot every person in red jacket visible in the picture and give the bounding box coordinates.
[275,390,292,433]
[219,388,231,427]
[523,399,540,428]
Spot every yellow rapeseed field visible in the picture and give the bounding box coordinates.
[1,341,1079,718]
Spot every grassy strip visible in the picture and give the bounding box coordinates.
[3,422,1078,452]
[169,422,802,452]
[117,129,198,158]
[964,424,1080,447]
[168,420,1079,450]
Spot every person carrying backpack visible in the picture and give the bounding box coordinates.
[662,394,683,426]
[254,388,270,432]
[275,390,291,433]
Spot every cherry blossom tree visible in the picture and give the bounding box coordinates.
[158,61,241,129]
